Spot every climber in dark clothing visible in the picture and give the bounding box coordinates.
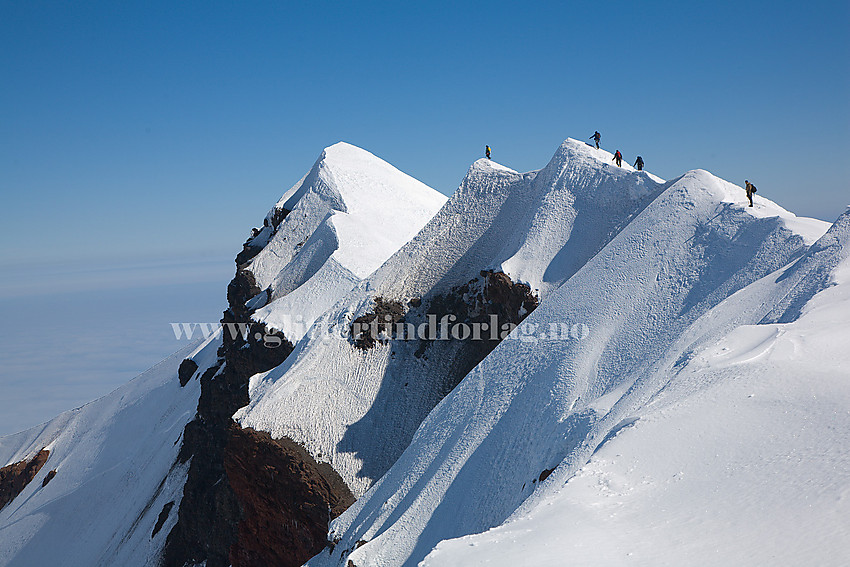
[745,180,757,207]
[485,145,491,159]
[634,156,644,171]
[590,131,601,149]
[613,150,623,167]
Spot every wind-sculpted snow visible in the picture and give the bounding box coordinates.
[246,142,447,342]
[309,165,838,566]
[372,139,665,299]
[0,335,216,567]
[235,139,671,498]
[1,139,842,567]
[418,210,850,567]
[759,208,850,323]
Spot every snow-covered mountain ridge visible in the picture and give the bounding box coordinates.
[1,138,847,567]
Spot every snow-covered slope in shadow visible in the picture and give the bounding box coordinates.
[309,170,837,567]
[0,335,217,567]
[235,140,670,496]
[0,142,447,567]
[421,210,850,567]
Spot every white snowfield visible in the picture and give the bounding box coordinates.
[0,142,446,567]
[0,138,847,567]
[419,212,850,567]
[247,142,447,342]
[303,146,847,567]
[235,139,674,496]
[0,335,217,567]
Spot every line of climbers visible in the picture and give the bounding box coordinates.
[590,131,758,207]
[484,137,758,207]
[593,131,642,170]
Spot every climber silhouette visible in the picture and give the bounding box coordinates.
[613,150,623,167]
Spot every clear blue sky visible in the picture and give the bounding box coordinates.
[2,0,848,267]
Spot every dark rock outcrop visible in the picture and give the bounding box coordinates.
[152,501,175,538]
[268,207,290,231]
[41,469,57,487]
[235,242,264,267]
[178,359,198,387]
[227,269,261,321]
[226,427,354,567]
[415,270,538,387]
[164,217,352,566]
[235,207,291,267]
[351,298,406,349]
[350,270,538,396]
[164,315,294,567]
[0,449,49,511]
[538,467,555,483]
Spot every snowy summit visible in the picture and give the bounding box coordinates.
[1,138,848,567]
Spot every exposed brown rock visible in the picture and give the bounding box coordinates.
[412,270,538,393]
[227,269,262,321]
[538,467,555,483]
[41,469,57,487]
[235,243,263,267]
[226,426,354,567]
[351,297,406,349]
[165,229,343,567]
[0,449,49,511]
[235,208,290,268]
[268,207,290,231]
[351,271,537,358]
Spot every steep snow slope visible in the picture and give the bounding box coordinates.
[235,139,669,496]
[422,211,850,567]
[0,139,839,567]
[372,139,665,298]
[0,142,446,567]
[245,142,447,342]
[0,335,217,567]
[159,142,447,567]
[307,171,837,566]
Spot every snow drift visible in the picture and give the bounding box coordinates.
[304,150,844,567]
[420,210,850,567]
[245,142,447,342]
[234,139,669,496]
[1,138,847,567]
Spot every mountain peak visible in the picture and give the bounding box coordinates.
[2,137,846,567]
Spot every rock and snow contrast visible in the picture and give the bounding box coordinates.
[245,142,448,342]
[0,336,214,566]
[1,138,847,567]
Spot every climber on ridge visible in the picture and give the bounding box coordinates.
[634,156,644,171]
[485,145,491,160]
[613,150,623,167]
[745,180,757,207]
[590,131,601,149]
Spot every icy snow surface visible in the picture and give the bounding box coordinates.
[306,152,841,567]
[235,139,677,496]
[248,142,447,342]
[420,212,850,567]
[0,139,843,567]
